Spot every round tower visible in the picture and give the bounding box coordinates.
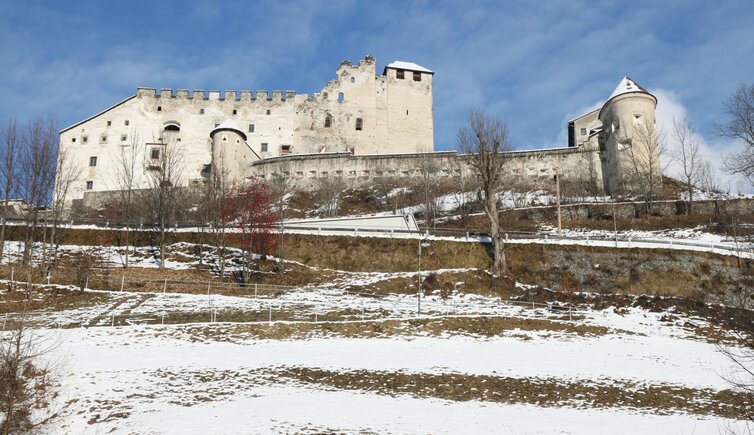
[598,77,658,195]
[209,119,250,183]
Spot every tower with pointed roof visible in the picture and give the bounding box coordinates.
[598,76,659,194]
[210,119,260,183]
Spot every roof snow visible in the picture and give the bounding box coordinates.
[210,119,246,140]
[385,61,433,74]
[608,76,650,100]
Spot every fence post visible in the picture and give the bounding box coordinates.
[47,274,51,285]
[207,281,212,322]
[85,276,89,290]
[268,305,272,323]
[111,313,114,327]
[120,276,125,292]
[254,283,258,299]
[569,304,572,322]
[315,311,318,323]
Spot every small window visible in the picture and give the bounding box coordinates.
[100,135,107,142]
[107,120,112,127]
[157,106,162,112]
[164,124,180,132]
[248,124,255,133]
[266,109,271,115]
[281,145,291,154]
[232,109,237,115]
[86,181,93,190]
[337,92,344,104]
[355,118,363,131]
[396,69,405,79]
[214,123,220,128]
[261,143,268,152]
[121,134,127,141]
[200,108,205,114]
[82,136,88,144]
[350,77,355,83]
[151,148,160,160]
[124,120,129,126]
[222,135,227,142]
[72,137,76,143]
[324,114,332,128]
[413,71,421,81]
[580,128,587,136]
[89,156,97,167]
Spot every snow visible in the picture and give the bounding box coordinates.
[385,61,433,73]
[608,76,652,101]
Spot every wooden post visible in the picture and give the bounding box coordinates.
[120,276,125,292]
[555,168,562,238]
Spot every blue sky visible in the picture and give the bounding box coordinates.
[1,0,753,170]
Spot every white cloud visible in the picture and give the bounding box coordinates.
[652,88,750,193]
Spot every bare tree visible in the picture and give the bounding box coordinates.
[0,119,19,263]
[204,152,233,276]
[1,308,60,433]
[447,154,477,228]
[112,130,141,268]
[18,118,58,284]
[47,144,82,270]
[622,118,665,214]
[458,111,514,274]
[269,167,292,273]
[718,84,754,185]
[315,176,346,218]
[416,146,440,230]
[140,137,185,269]
[671,119,705,214]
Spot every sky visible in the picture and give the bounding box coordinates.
[1,0,753,188]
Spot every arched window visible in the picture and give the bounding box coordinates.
[355,118,363,131]
[324,114,332,128]
[338,92,344,103]
[163,123,180,132]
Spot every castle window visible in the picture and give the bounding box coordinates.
[222,135,227,142]
[72,137,76,143]
[157,106,162,112]
[215,123,220,128]
[86,181,93,190]
[248,124,255,133]
[124,120,129,126]
[281,145,291,155]
[89,156,97,167]
[324,114,332,128]
[413,71,421,81]
[100,134,107,142]
[200,109,205,114]
[350,77,355,83]
[121,134,127,141]
[396,69,405,79]
[261,143,268,152]
[150,148,160,160]
[107,121,112,127]
[232,109,237,115]
[82,136,88,144]
[338,92,344,103]
[163,123,180,132]
[266,109,271,115]
[355,118,363,131]
[580,128,587,136]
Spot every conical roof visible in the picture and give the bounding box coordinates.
[607,76,651,100]
[210,119,247,141]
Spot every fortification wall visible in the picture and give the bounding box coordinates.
[250,146,603,192]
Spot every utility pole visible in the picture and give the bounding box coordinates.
[555,169,562,238]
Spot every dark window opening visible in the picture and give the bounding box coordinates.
[107,121,112,126]
[580,127,587,136]
[350,77,355,83]
[266,109,271,115]
[413,71,421,81]
[121,134,127,141]
[249,124,255,133]
[281,145,291,155]
[151,148,160,160]
[200,108,205,114]
[355,118,363,131]
[396,69,405,79]
[164,124,180,132]
[261,143,268,152]
[89,156,97,167]
[337,92,344,103]
[72,137,76,143]
[324,114,332,128]
[157,106,162,112]
[124,120,130,126]
[86,181,93,190]
[232,109,237,115]
[82,136,88,144]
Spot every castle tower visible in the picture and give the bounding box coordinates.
[598,77,658,194]
[210,119,260,183]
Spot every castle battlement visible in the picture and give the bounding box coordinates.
[135,87,299,102]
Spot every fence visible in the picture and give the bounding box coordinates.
[0,272,580,330]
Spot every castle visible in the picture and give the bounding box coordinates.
[57,55,659,204]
